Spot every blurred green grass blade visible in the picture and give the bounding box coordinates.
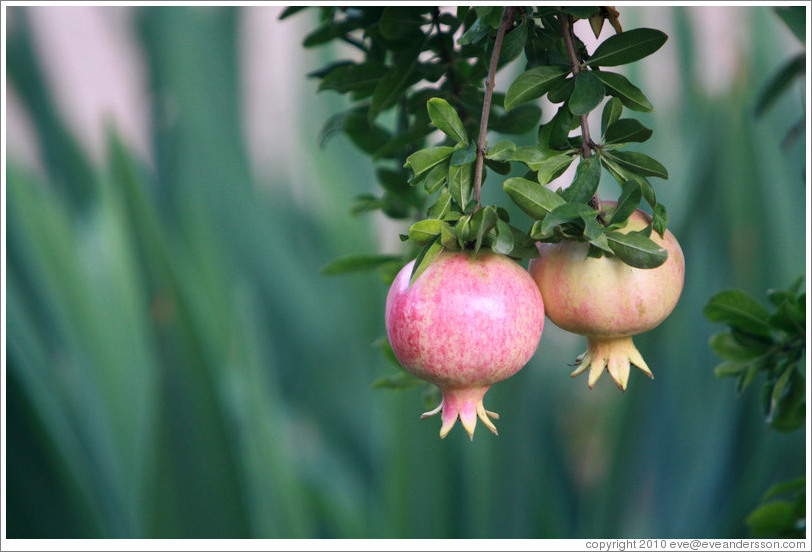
[6,8,97,212]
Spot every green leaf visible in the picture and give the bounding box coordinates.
[423,162,449,194]
[371,45,421,119]
[652,203,667,237]
[372,371,423,390]
[594,70,654,112]
[427,98,469,144]
[568,70,606,115]
[408,219,443,245]
[747,501,802,538]
[492,219,515,255]
[410,236,444,286]
[498,17,530,66]
[472,206,498,253]
[544,105,576,150]
[448,162,474,208]
[585,28,668,67]
[504,66,569,111]
[606,230,667,269]
[489,104,543,134]
[546,76,574,104]
[589,233,614,254]
[538,203,599,236]
[606,150,669,179]
[562,155,601,203]
[609,179,642,226]
[763,477,806,501]
[503,177,566,219]
[537,154,575,186]
[487,141,516,161]
[709,331,771,362]
[753,54,805,118]
[507,146,549,171]
[404,146,454,178]
[318,62,388,98]
[426,188,453,218]
[704,290,772,337]
[450,143,477,166]
[604,118,653,144]
[379,7,425,40]
[601,97,623,137]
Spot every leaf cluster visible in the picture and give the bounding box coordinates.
[704,276,806,432]
[290,6,674,283]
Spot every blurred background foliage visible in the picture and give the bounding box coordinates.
[4,5,807,539]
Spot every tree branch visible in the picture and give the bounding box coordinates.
[473,6,515,209]
[558,13,603,214]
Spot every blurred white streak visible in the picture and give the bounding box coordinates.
[23,7,151,166]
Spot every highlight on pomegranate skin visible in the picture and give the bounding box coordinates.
[529,204,685,390]
[385,251,545,439]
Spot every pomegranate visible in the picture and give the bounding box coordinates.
[385,251,545,439]
[529,204,684,390]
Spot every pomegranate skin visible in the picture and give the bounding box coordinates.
[385,251,545,438]
[529,205,684,389]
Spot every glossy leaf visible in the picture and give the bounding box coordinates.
[606,230,667,268]
[498,17,530,66]
[568,70,605,115]
[562,155,600,203]
[423,162,449,194]
[408,219,443,245]
[504,66,569,111]
[610,179,642,226]
[604,118,653,144]
[450,143,477,166]
[546,76,574,104]
[503,177,566,219]
[652,203,668,237]
[538,203,599,236]
[606,150,669,179]
[427,98,468,144]
[601,97,623,137]
[448,162,474,208]
[594,70,654,112]
[409,236,443,286]
[426,189,453,219]
[537,154,575,186]
[585,28,668,67]
[472,206,498,253]
[486,141,516,161]
[404,147,454,178]
[492,219,514,255]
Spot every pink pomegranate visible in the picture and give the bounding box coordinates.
[385,251,545,439]
[529,205,684,390]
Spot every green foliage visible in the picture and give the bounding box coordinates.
[705,278,806,432]
[747,478,806,539]
[299,6,673,284]
[7,4,808,541]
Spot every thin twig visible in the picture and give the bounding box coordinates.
[558,14,594,159]
[473,6,516,209]
[558,13,603,215]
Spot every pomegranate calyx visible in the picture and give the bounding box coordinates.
[421,387,499,440]
[570,336,653,390]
